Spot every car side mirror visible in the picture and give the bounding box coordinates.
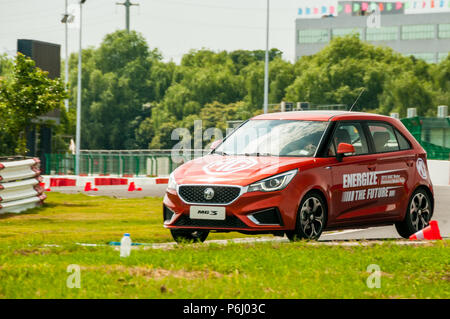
[210,139,222,150]
[336,143,355,162]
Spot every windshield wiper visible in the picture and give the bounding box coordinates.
[241,152,272,157]
[213,151,228,156]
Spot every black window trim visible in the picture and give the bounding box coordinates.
[315,120,336,157]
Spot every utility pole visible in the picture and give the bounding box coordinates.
[263,0,270,114]
[116,0,139,32]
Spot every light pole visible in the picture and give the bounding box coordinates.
[263,0,270,114]
[61,0,73,111]
[64,0,69,111]
[75,0,86,175]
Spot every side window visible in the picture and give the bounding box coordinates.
[368,123,400,153]
[327,122,369,156]
[394,129,412,150]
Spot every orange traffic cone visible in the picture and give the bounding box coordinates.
[40,182,51,192]
[84,182,98,192]
[409,220,442,240]
[128,182,136,192]
[84,182,92,191]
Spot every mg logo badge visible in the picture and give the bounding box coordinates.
[203,158,257,175]
[204,187,215,200]
[416,158,428,179]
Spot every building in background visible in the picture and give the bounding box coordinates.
[17,39,61,169]
[295,0,450,63]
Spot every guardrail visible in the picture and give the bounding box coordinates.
[0,157,46,214]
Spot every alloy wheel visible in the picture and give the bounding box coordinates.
[409,192,430,231]
[299,197,324,239]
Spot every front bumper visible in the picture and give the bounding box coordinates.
[163,185,300,232]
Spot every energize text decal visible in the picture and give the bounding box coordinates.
[343,172,378,188]
[341,169,404,203]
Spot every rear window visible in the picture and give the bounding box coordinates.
[394,129,412,150]
[368,123,399,153]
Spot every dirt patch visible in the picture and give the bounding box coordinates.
[62,202,93,207]
[14,248,51,256]
[82,265,225,280]
[129,267,224,280]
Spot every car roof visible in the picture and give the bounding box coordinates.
[252,110,392,122]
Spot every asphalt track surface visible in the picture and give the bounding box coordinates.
[53,185,450,240]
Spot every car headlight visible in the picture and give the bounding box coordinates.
[247,169,297,192]
[167,172,177,190]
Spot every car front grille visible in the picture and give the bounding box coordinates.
[178,185,241,204]
[173,214,248,229]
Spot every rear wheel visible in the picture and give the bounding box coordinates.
[395,189,432,239]
[286,192,327,241]
[170,229,209,243]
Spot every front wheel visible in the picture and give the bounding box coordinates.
[395,188,432,239]
[170,229,209,243]
[286,192,327,241]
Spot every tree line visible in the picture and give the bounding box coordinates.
[0,30,449,154]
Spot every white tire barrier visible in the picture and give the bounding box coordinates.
[0,164,40,182]
[0,157,45,214]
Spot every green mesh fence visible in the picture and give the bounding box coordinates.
[401,117,450,160]
[44,153,184,176]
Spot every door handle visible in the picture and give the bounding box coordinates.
[368,165,376,171]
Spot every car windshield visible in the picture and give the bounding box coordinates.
[214,120,328,157]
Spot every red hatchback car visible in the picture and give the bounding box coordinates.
[163,111,434,242]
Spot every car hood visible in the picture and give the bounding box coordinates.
[173,154,315,186]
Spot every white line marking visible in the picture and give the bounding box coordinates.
[43,237,443,251]
[322,229,367,236]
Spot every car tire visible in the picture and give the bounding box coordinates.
[286,191,327,241]
[170,229,210,243]
[395,188,433,239]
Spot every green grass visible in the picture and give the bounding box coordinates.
[0,192,247,245]
[0,193,449,299]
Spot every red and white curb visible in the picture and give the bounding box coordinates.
[41,175,168,192]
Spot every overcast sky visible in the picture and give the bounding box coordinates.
[0,0,303,63]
